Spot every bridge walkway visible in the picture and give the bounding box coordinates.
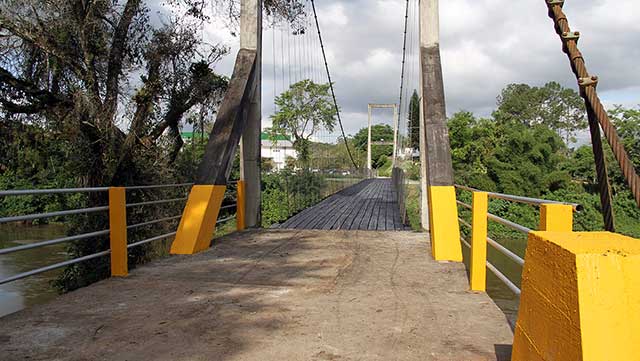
[0,229,513,361]
[280,178,408,231]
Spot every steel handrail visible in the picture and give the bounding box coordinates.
[456,200,472,210]
[487,237,524,266]
[0,229,110,255]
[217,215,235,224]
[460,236,521,296]
[455,184,581,210]
[127,232,177,249]
[0,249,111,285]
[0,206,110,224]
[0,187,109,196]
[459,218,525,266]
[125,183,194,190]
[0,182,241,286]
[486,262,521,295]
[127,215,182,230]
[220,204,236,211]
[487,213,532,234]
[126,197,188,208]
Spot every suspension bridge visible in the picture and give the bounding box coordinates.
[1,0,639,360]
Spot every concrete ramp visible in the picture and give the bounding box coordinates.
[0,230,513,360]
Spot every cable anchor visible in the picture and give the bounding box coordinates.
[561,31,580,43]
[546,0,564,7]
[578,76,598,96]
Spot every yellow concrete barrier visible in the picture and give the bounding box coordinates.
[236,180,246,231]
[470,192,488,291]
[108,187,128,277]
[428,186,462,262]
[539,203,573,231]
[512,231,640,361]
[170,185,226,255]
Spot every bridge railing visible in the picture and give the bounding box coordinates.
[454,184,580,295]
[0,182,243,285]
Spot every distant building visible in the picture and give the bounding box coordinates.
[180,131,296,171]
[180,131,207,143]
[261,132,297,171]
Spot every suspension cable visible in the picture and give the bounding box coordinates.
[398,0,410,118]
[546,1,640,213]
[310,0,359,169]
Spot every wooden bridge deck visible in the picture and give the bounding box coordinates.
[280,178,408,231]
[0,230,513,361]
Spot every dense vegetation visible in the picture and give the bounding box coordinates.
[446,82,639,238]
[0,0,302,291]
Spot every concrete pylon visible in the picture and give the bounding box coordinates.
[419,0,461,261]
[240,0,262,228]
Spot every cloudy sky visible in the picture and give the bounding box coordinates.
[198,0,640,137]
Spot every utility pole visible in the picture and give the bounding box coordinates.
[240,0,262,227]
[419,0,461,261]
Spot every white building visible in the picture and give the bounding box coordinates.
[261,132,297,171]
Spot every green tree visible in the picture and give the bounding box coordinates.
[271,80,337,165]
[352,124,394,169]
[0,0,305,291]
[407,90,420,150]
[493,82,586,143]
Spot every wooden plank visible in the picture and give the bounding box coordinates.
[322,195,353,230]
[279,178,406,231]
[306,192,349,229]
[360,180,382,230]
[348,181,373,230]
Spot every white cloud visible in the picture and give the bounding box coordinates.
[200,0,639,129]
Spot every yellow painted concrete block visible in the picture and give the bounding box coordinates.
[470,192,488,291]
[236,180,246,231]
[513,231,640,361]
[170,185,226,255]
[108,187,128,277]
[540,203,573,232]
[428,186,462,262]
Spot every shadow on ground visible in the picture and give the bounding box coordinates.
[0,229,512,361]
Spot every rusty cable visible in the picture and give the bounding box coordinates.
[546,0,640,212]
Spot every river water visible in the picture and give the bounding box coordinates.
[461,235,526,328]
[0,224,68,318]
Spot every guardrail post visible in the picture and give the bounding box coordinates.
[237,180,246,231]
[470,192,488,291]
[540,204,573,232]
[108,187,128,277]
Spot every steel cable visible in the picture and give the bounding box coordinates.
[310,0,359,169]
[546,1,640,210]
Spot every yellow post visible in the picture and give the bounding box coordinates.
[540,203,573,232]
[170,185,226,255]
[108,187,128,277]
[236,180,246,231]
[513,231,640,361]
[428,186,463,262]
[470,192,488,291]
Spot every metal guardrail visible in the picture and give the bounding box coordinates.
[0,182,241,286]
[0,187,110,196]
[454,184,582,210]
[455,185,577,296]
[124,183,194,191]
